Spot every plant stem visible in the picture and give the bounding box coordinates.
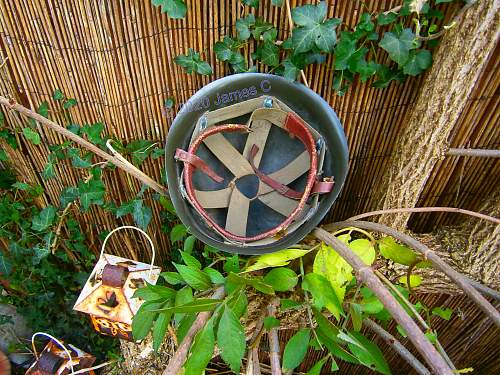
[447,148,500,158]
[347,207,500,224]
[267,298,282,375]
[364,319,431,375]
[313,227,453,375]
[327,221,500,327]
[0,96,169,196]
[162,286,225,375]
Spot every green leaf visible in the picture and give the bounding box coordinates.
[133,200,152,230]
[180,250,201,269]
[174,285,193,323]
[173,263,212,290]
[217,306,246,373]
[63,98,77,109]
[282,328,311,372]
[214,37,236,61]
[241,0,259,7]
[227,289,248,318]
[350,303,363,332]
[425,330,438,344]
[203,267,225,284]
[53,89,65,101]
[334,33,357,70]
[0,110,4,125]
[31,205,57,231]
[0,252,12,275]
[116,200,135,218]
[436,0,453,3]
[431,307,453,320]
[303,273,343,320]
[170,223,188,243]
[264,316,280,330]
[133,283,176,301]
[271,0,282,5]
[82,123,105,145]
[345,331,391,374]
[281,299,303,311]
[37,102,49,118]
[398,274,422,288]
[132,301,162,341]
[151,0,187,19]
[372,65,405,88]
[378,237,418,266]
[223,254,240,273]
[377,12,397,25]
[78,176,106,211]
[174,48,213,75]
[183,235,196,254]
[313,242,352,304]
[153,310,173,351]
[235,14,255,41]
[403,49,432,76]
[126,139,155,165]
[263,267,298,292]
[184,319,215,375]
[379,29,416,65]
[245,248,310,272]
[176,314,197,343]
[291,2,327,27]
[306,357,328,375]
[226,273,274,295]
[161,271,185,285]
[42,162,55,180]
[22,127,41,145]
[256,41,279,67]
[349,239,376,265]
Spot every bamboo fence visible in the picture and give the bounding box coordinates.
[0,0,498,373]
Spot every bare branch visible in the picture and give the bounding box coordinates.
[364,319,431,375]
[323,221,500,327]
[162,286,225,375]
[267,298,282,375]
[313,227,453,375]
[447,148,500,158]
[0,96,169,197]
[347,207,500,225]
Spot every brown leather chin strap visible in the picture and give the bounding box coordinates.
[175,97,334,244]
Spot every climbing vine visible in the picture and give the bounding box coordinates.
[164,0,467,95]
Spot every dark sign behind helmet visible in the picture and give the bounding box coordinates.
[166,73,348,255]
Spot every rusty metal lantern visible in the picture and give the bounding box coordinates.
[26,333,96,375]
[73,226,161,341]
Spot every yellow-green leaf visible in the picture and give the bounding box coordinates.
[349,239,376,266]
[398,274,422,288]
[244,248,310,272]
[379,236,418,266]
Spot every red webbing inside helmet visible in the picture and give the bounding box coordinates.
[176,113,318,242]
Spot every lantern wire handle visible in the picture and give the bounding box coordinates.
[100,225,156,278]
[31,332,75,374]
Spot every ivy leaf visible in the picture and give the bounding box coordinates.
[263,268,298,292]
[377,12,398,25]
[184,319,215,375]
[334,33,357,70]
[133,199,152,230]
[252,18,274,40]
[379,28,416,65]
[42,162,55,180]
[63,98,77,110]
[116,200,135,218]
[126,139,155,165]
[31,205,57,231]
[174,48,213,75]
[378,237,418,266]
[37,102,49,118]
[235,14,255,41]
[59,186,79,207]
[82,123,105,146]
[214,37,236,61]
[53,89,65,101]
[283,58,301,82]
[217,306,246,373]
[173,263,212,290]
[241,0,259,7]
[78,176,106,211]
[282,328,311,373]
[403,49,432,76]
[256,41,279,67]
[291,2,327,26]
[151,0,187,19]
[372,65,405,88]
[22,128,41,145]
